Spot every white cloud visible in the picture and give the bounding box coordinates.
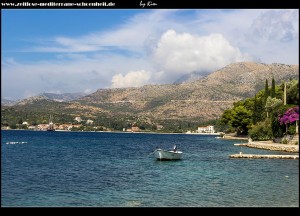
[2,55,152,99]
[189,9,298,64]
[23,90,36,99]
[243,9,299,64]
[2,9,299,100]
[111,70,151,88]
[31,36,107,53]
[84,89,93,94]
[29,10,179,54]
[17,9,299,64]
[248,9,298,43]
[151,29,253,82]
[47,90,62,94]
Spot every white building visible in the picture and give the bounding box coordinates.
[86,119,94,124]
[197,125,215,133]
[74,116,82,122]
[28,126,37,130]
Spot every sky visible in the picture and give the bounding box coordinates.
[2,9,299,100]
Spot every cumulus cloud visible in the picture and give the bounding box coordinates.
[111,70,151,88]
[151,29,253,82]
[2,9,298,100]
[2,55,152,99]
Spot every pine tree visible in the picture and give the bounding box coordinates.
[284,81,287,105]
[264,79,269,104]
[253,95,258,124]
[271,77,276,98]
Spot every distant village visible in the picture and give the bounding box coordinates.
[186,125,216,134]
[1,115,217,134]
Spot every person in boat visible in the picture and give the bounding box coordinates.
[173,145,177,152]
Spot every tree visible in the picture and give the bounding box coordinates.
[249,119,273,141]
[230,106,252,136]
[278,106,299,125]
[139,124,146,130]
[265,96,282,118]
[220,109,232,126]
[278,106,299,134]
[264,79,269,104]
[31,121,38,126]
[19,124,28,130]
[217,78,298,138]
[253,95,258,124]
[271,111,285,138]
[9,123,17,129]
[151,124,157,130]
[287,80,299,105]
[283,81,287,105]
[271,77,276,98]
[252,93,265,123]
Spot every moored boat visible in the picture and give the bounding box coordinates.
[154,146,182,161]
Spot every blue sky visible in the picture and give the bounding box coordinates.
[2,9,299,100]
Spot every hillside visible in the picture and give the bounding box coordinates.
[200,62,298,96]
[15,92,87,105]
[75,62,298,122]
[1,98,16,106]
[3,62,299,127]
[39,92,87,102]
[173,71,211,84]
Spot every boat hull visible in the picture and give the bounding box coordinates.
[154,149,182,161]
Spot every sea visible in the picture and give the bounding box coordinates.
[1,130,299,207]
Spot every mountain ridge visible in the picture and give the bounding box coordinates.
[4,62,299,125]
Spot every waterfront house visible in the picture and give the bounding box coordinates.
[197,125,215,133]
[74,116,82,122]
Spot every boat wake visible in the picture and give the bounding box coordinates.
[5,141,28,145]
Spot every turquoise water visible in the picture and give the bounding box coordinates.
[1,130,298,207]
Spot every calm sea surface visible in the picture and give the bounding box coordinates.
[1,130,299,207]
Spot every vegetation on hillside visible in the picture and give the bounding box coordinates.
[1,62,299,134]
[219,78,299,141]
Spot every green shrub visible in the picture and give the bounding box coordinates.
[9,123,17,129]
[271,112,284,138]
[281,138,288,144]
[248,120,273,141]
[287,125,296,135]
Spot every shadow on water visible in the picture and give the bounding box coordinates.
[154,159,183,163]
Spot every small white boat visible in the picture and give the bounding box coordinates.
[154,146,182,161]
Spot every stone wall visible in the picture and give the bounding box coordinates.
[246,143,298,153]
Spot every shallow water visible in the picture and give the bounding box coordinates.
[1,130,298,207]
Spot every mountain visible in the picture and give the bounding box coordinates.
[4,62,299,126]
[173,71,211,84]
[1,98,16,106]
[15,92,87,105]
[39,92,87,102]
[74,62,298,123]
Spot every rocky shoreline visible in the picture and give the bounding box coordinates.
[235,141,299,153]
[230,153,299,159]
[223,134,299,153]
